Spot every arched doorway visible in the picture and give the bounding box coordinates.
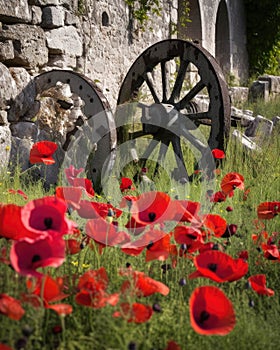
[215,0,231,78]
[178,0,202,42]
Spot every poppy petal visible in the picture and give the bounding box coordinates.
[189,286,236,335]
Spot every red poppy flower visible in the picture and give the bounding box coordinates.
[113,302,153,323]
[64,165,84,185]
[0,204,41,241]
[46,303,73,316]
[221,224,238,238]
[21,196,76,237]
[261,243,280,260]
[221,172,244,195]
[86,218,129,252]
[120,177,135,192]
[24,275,71,315]
[0,294,25,321]
[172,200,201,223]
[0,344,13,350]
[248,274,274,296]
[174,225,204,246]
[77,200,122,219]
[257,202,280,220]
[8,188,28,200]
[200,214,227,238]
[145,233,172,262]
[120,270,169,297]
[189,250,248,283]
[238,250,249,261]
[165,341,182,350]
[211,149,225,159]
[65,238,82,255]
[121,229,166,254]
[189,285,236,335]
[75,267,119,308]
[128,191,173,228]
[10,234,65,277]
[72,178,95,197]
[55,186,83,210]
[29,141,57,165]
[209,191,227,203]
[25,275,68,307]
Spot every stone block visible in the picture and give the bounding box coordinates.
[229,86,249,106]
[0,24,48,68]
[10,122,38,139]
[65,10,79,25]
[0,0,31,23]
[248,80,269,102]
[9,136,33,171]
[41,6,65,29]
[272,116,280,127]
[245,115,273,146]
[8,68,37,122]
[31,6,42,25]
[0,111,8,125]
[0,63,18,109]
[0,40,14,61]
[29,0,60,5]
[48,53,77,68]
[0,125,11,171]
[258,75,280,94]
[45,25,83,56]
[232,129,261,152]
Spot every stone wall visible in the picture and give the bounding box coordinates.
[0,0,176,172]
[0,0,176,108]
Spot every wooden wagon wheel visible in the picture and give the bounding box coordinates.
[117,39,231,181]
[35,70,116,189]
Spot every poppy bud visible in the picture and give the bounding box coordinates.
[128,342,137,350]
[152,303,162,312]
[179,278,187,286]
[226,206,233,212]
[15,338,27,350]
[22,325,34,337]
[248,299,255,308]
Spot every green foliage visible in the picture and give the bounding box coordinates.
[244,0,280,77]
[77,0,86,16]
[125,0,162,31]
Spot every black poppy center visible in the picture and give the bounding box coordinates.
[207,263,217,272]
[199,310,210,324]
[147,241,154,250]
[44,217,53,229]
[148,212,156,222]
[187,234,197,240]
[32,254,41,263]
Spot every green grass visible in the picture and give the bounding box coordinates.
[0,118,280,350]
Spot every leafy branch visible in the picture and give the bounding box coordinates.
[125,0,162,31]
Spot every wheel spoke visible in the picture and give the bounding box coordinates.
[171,136,188,178]
[176,80,205,110]
[168,58,189,103]
[143,72,160,103]
[161,61,170,103]
[182,111,210,121]
[154,139,170,175]
[180,127,208,154]
[140,136,159,160]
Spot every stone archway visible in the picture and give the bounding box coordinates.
[215,0,231,78]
